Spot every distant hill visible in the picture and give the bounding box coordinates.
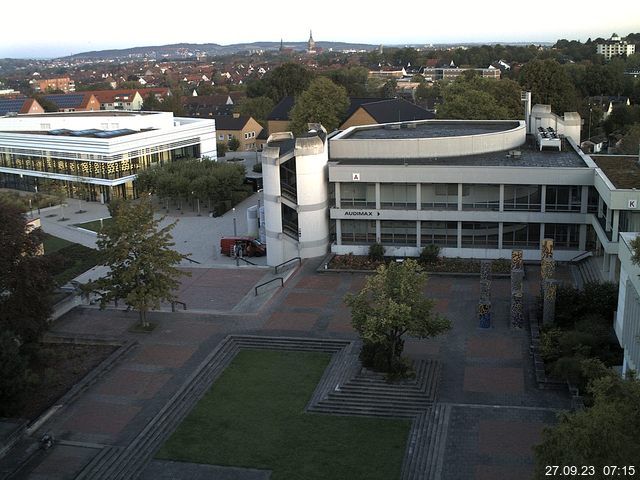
[62,41,381,60]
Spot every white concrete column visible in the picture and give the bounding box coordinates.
[540,185,546,213]
[458,184,463,211]
[498,222,504,250]
[581,185,589,214]
[499,184,504,212]
[416,184,421,211]
[376,220,381,243]
[375,183,381,210]
[539,223,546,248]
[579,224,587,251]
[457,220,462,249]
[336,219,342,246]
[416,220,421,247]
[606,207,612,232]
[613,210,620,240]
[335,182,341,209]
[598,196,604,218]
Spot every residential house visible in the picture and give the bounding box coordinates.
[213,114,263,151]
[596,34,636,60]
[340,98,435,130]
[32,77,75,93]
[40,93,101,112]
[89,90,145,111]
[0,98,44,116]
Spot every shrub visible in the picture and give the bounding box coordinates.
[359,339,413,380]
[252,163,263,173]
[228,138,240,151]
[368,242,385,262]
[216,141,227,157]
[419,244,440,264]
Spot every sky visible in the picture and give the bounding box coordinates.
[2,0,639,59]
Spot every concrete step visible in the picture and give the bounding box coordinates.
[309,404,419,418]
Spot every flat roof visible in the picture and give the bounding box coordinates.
[331,136,588,168]
[342,120,521,140]
[11,111,158,118]
[592,155,640,189]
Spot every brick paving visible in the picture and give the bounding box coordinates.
[2,258,576,480]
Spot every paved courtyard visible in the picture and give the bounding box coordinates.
[0,253,572,479]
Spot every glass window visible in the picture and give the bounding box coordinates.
[421,221,457,247]
[461,222,499,248]
[341,220,376,245]
[380,220,416,246]
[461,184,500,211]
[421,183,458,210]
[503,185,541,211]
[340,182,376,208]
[545,186,581,212]
[544,224,579,249]
[502,223,540,248]
[380,183,416,209]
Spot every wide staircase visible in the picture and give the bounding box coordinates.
[76,335,445,480]
[308,359,440,418]
[572,254,606,288]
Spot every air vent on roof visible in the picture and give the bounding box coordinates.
[384,124,401,130]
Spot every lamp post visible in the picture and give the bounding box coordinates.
[233,207,237,236]
[588,107,593,140]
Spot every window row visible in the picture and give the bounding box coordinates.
[340,220,580,249]
[337,183,593,213]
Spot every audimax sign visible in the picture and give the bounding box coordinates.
[344,211,380,216]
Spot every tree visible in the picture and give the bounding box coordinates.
[437,75,522,120]
[344,259,451,374]
[0,200,53,344]
[289,77,349,134]
[534,364,640,476]
[256,63,315,103]
[519,59,579,114]
[617,124,640,154]
[228,137,240,151]
[380,78,398,98]
[327,66,370,97]
[0,330,28,416]
[84,197,189,328]
[236,96,274,127]
[216,141,228,157]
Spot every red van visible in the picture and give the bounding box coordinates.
[220,236,266,257]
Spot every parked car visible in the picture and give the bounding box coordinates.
[220,236,266,257]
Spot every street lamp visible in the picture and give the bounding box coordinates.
[233,207,237,236]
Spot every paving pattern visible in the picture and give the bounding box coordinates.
[0,258,574,480]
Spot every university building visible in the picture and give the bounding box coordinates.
[0,111,216,201]
[261,102,640,376]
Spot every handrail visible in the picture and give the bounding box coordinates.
[274,256,301,274]
[255,277,284,296]
[182,255,201,264]
[236,256,257,266]
[568,251,593,264]
[171,301,187,311]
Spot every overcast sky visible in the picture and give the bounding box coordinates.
[2,0,639,58]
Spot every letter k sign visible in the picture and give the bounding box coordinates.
[629,200,637,209]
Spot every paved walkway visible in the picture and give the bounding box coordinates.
[37,194,268,268]
[1,257,571,480]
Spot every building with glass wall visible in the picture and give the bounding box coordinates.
[0,111,216,201]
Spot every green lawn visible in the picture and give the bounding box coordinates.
[74,217,113,232]
[43,234,102,285]
[156,350,410,480]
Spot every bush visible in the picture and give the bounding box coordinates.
[228,138,240,151]
[0,331,28,416]
[419,244,440,264]
[368,242,385,262]
[252,163,263,173]
[359,339,413,379]
[216,142,227,157]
